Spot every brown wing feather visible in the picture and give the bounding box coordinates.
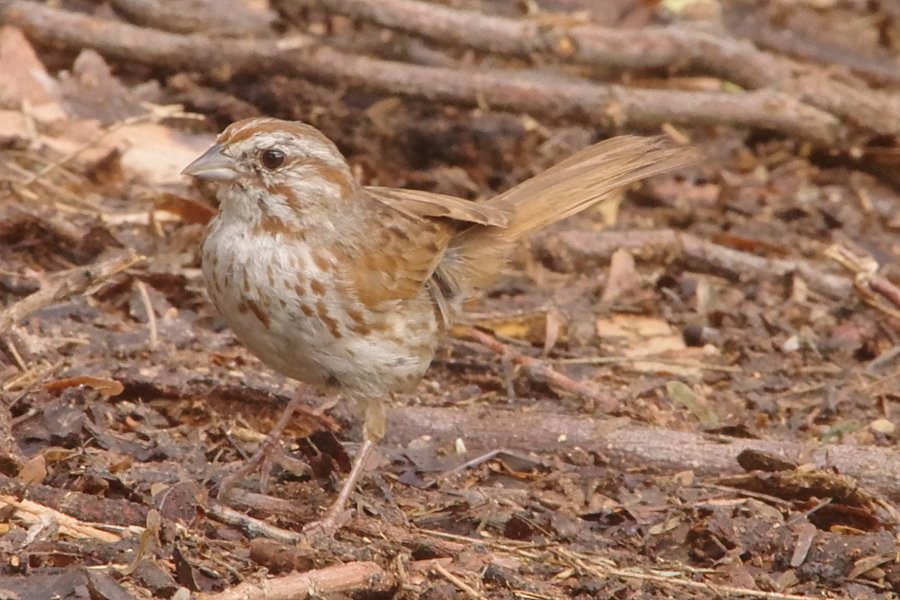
[340,187,504,319]
[341,138,695,323]
[367,186,509,227]
[439,136,698,296]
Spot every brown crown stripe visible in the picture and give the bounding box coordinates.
[220,118,336,150]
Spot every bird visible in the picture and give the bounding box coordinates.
[182,117,695,537]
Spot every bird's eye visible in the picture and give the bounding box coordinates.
[259,148,285,170]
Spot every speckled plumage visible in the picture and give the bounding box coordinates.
[184,116,696,535]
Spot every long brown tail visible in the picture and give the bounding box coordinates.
[439,136,697,296]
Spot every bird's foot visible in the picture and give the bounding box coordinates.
[300,508,353,543]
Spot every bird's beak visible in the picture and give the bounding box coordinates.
[182,144,240,181]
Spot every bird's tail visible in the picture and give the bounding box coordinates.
[440,136,697,296]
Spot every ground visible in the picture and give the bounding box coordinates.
[0,1,899,599]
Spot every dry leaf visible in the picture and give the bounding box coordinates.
[45,376,125,398]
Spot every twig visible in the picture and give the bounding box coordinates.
[0,494,124,542]
[826,244,900,321]
[556,355,741,373]
[555,547,822,600]
[413,526,822,599]
[431,562,485,600]
[205,501,303,544]
[134,281,159,350]
[17,106,194,190]
[2,332,28,371]
[200,561,396,600]
[225,488,309,520]
[544,229,852,299]
[0,1,841,144]
[110,0,274,37]
[453,326,617,412]
[725,8,900,88]
[0,474,150,528]
[870,276,900,310]
[0,251,144,336]
[293,0,802,87]
[866,345,900,377]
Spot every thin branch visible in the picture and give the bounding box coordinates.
[431,562,485,600]
[453,325,618,412]
[135,281,159,350]
[0,494,123,542]
[543,229,853,300]
[0,251,144,336]
[200,561,396,600]
[205,501,303,545]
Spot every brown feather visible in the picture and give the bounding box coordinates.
[338,189,455,312]
[367,186,510,227]
[340,136,695,324]
[439,136,698,296]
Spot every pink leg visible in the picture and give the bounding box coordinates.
[302,396,384,538]
[217,383,309,500]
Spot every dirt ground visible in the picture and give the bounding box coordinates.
[1,1,899,599]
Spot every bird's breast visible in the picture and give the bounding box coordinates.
[200,220,440,396]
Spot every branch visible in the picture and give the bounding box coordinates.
[0,1,842,144]
[453,326,618,412]
[0,251,143,336]
[200,561,396,600]
[384,405,900,501]
[304,0,900,138]
[539,229,853,300]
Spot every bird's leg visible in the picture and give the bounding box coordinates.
[302,396,384,538]
[217,383,310,500]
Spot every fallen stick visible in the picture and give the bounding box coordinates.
[453,325,618,412]
[540,229,853,299]
[0,1,841,144]
[0,250,143,336]
[303,0,900,137]
[0,474,150,528]
[205,501,302,545]
[0,494,122,542]
[200,561,396,600]
[114,373,900,502]
[384,405,900,501]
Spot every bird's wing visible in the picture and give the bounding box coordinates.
[338,187,507,324]
[366,186,509,227]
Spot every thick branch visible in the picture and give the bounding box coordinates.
[539,229,853,300]
[305,0,788,86]
[201,561,396,600]
[307,0,900,138]
[385,405,900,501]
[112,373,900,502]
[0,1,841,144]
